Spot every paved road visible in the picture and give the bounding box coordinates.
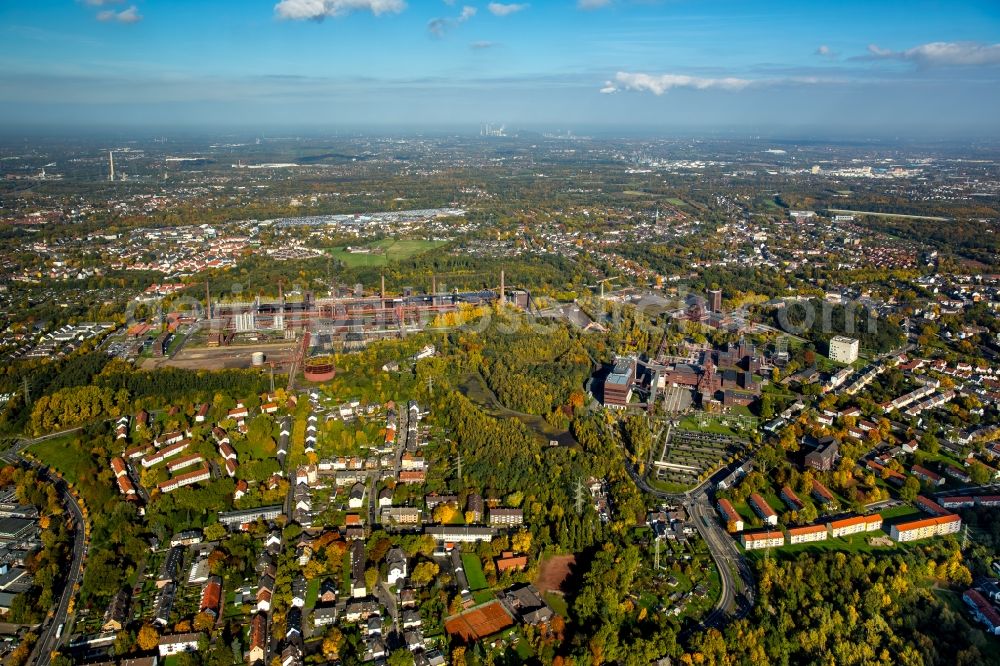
[19,458,87,666]
[623,456,755,630]
[376,581,399,628]
[684,493,755,628]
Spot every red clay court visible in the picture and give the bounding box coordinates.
[445,601,514,642]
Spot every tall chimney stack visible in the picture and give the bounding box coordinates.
[500,269,506,306]
[109,150,115,182]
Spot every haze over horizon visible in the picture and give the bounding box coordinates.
[1,0,999,136]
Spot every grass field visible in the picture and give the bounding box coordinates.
[649,478,695,494]
[27,435,92,485]
[462,553,489,591]
[165,332,187,356]
[329,239,445,267]
[306,577,320,607]
[544,591,569,618]
[879,504,922,521]
[513,631,534,660]
[473,589,495,605]
[676,416,740,436]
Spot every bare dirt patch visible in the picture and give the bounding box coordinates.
[157,341,296,371]
[535,554,576,595]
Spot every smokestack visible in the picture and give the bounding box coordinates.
[500,270,506,306]
[381,274,385,301]
[205,281,211,320]
[109,150,115,182]
[278,280,284,303]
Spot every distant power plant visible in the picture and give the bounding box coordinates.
[481,123,506,137]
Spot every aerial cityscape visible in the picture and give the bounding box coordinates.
[1,1,1000,666]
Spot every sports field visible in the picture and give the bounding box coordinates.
[329,239,445,267]
[445,600,514,642]
[462,553,489,590]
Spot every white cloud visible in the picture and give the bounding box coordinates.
[578,0,611,9]
[815,44,838,58]
[274,0,407,21]
[604,72,753,95]
[600,72,830,95]
[427,18,448,37]
[428,5,476,37]
[471,40,498,49]
[83,0,123,6]
[864,41,1000,66]
[97,5,142,24]
[488,3,528,16]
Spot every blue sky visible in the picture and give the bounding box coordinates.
[1,0,999,135]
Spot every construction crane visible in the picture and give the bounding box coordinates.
[585,277,619,299]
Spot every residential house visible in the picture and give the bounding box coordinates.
[489,508,524,527]
[748,493,778,526]
[890,514,962,542]
[158,633,201,657]
[787,524,828,545]
[827,514,882,538]
[740,530,784,550]
[199,576,222,618]
[911,464,945,487]
[964,589,1000,635]
[780,486,804,511]
[248,613,267,663]
[716,499,744,533]
[496,551,528,573]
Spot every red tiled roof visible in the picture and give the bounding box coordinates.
[787,524,826,536]
[896,514,960,532]
[743,530,783,541]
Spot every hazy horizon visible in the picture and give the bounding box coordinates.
[2,1,999,137]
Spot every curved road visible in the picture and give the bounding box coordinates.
[17,456,87,666]
[624,457,755,630]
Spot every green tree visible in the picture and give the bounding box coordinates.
[387,649,415,666]
[969,461,993,486]
[900,476,920,502]
[203,523,227,542]
[410,561,439,587]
